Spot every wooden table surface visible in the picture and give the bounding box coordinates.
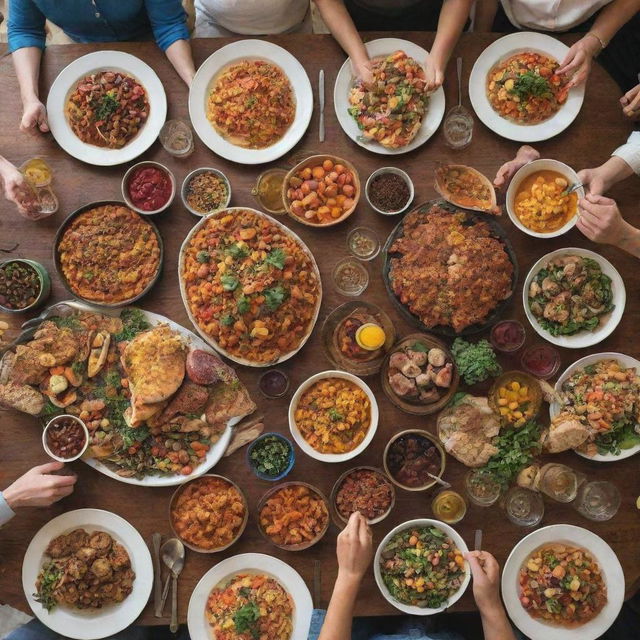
[0,33,639,626]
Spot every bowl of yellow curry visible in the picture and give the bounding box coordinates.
[506,159,583,238]
[288,370,379,462]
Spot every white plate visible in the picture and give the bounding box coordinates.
[22,509,153,640]
[374,518,470,615]
[333,38,445,155]
[47,51,167,166]
[178,207,323,368]
[501,524,624,640]
[550,352,640,461]
[523,248,625,348]
[469,33,585,142]
[187,553,312,640]
[189,40,312,164]
[288,370,379,463]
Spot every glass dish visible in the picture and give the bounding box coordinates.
[332,257,369,296]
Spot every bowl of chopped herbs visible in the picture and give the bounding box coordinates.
[247,432,295,481]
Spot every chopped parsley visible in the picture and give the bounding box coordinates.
[94,92,119,122]
[34,562,61,612]
[264,284,288,311]
[221,273,239,291]
[220,313,235,327]
[233,601,260,638]
[114,308,150,342]
[236,295,250,315]
[196,250,210,263]
[265,248,286,270]
[225,243,249,260]
[509,71,552,101]
[51,315,81,330]
[328,408,344,421]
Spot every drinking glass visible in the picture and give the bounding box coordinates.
[432,490,467,524]
[504,486,544,527]
[572,481,620,521]
[159,119,194,158]
[537,463,584,503]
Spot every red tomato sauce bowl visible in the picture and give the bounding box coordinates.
[122,161,175,214]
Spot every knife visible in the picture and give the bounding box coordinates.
[152,532,163,617]
[318,69,325,143]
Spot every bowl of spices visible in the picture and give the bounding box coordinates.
[181,168,231,216]
[366,167,414,215]
[247,433,295,481]
[0,259,51,313]
[42,414,89,462]
[122,161,176,215]
[252,168,287,215]
[347,226,380,261]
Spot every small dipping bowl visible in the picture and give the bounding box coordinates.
[347,226,380,261]
[42,414,89,463]
[0,258,51,313]
[365,167,414,216]
[252,168,287,215]
[258,369,290,399]
[332,257,369,296]
[247,432,295,482]
[181,168,232,217]
[490,319,526,353]
[521,344,561,379]
[122,161,176,215]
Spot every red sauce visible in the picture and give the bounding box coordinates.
[128,166,172,212]
[521,345,561,379]
[490,320,525,352]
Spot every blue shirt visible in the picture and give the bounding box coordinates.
[8,0,189,53]
[0,492,16,527]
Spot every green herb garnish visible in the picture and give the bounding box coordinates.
[236,295,250,315]
[265,248,286,270]
[509,71,552,101]
[233,601,260,637]
[196,250,210,263]
[250,435,292,477]
[328,407,344,421]
[221,273,239,291]
[114,308,150,342]
[451,338,502,386]
[264,284,288,311]
[94,91,119,122]
[220,313,235,327]
[34,562,61,612]
[225,244,249,260]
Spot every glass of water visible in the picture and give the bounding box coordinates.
[504,486,544,527]
[159,119,194,158]
[572,481,621,521]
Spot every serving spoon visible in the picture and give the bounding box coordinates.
[443,57,474,149]
[427,472,451,489]
[161,538,185,632]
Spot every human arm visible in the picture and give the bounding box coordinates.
[425,0,473,91]
[578,157,635,196]
[465,551,517,640]
[577,194,640,257]
[493,145,540,189]
[620,83,640,119]
[314,0,372,83]
[318,512,373,640]
[0,155,39,216]
[557,0,640,88]
[473,0,499,32]
[145,0,195,86]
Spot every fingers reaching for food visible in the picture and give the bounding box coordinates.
[493,146,540,189]
[337,511,373,581]
[3,462,78,510]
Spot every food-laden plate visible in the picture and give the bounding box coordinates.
[469,33,585,142]
[0,302,256,486]
[54,201,162,307]
[374,518,470,614]
[188,553,313,640]
[179,207,322,367]
[288,370,379,462]
[549,353,640,461]
[434,164,499,214]
[524,248,625,349]
[502,524,624,640]
[383,200,517,336]
[189,40,312,164]
[47,51,166,166]
[22,509,152,640]
[334,38,445,155]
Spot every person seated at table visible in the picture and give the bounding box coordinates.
[0,461,77,527]
[194,0,472,91]
[0,154,39,217]
[310,511,516,640]
[494,141,640,259]
[474,0,640,92]
[7,0,196,135]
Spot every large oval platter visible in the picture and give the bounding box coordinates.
[47,51,166,166]
[382,199,518,336]
[22,509,153,640]
[333,38,445,155]
[189,40,313,164]
[178,207,323,368]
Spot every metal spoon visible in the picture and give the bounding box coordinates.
[161,538,185,632]
[20,299,120,330]
[427,472,451,489]
[561,182,583,197]
[443,57,474,149]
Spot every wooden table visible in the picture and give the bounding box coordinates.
[0,33,639,625]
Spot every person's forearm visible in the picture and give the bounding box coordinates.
[600,156,635,188]
[0,155,15,177]
[165,39,196,86]
[617,224,640,258]
[591,0,640,43]
[314,0,369,69]
[429,0,472,68]
[12,47,43,105]
[318,573,360,640]
[473,0,498,32]
[479,605,517,640]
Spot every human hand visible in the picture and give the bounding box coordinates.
[577,193,631,246]
[556,35,600,88]
[336,512,373,583]
[424,54,444,93]
[577,167,608,196]
[620,83,640,120]
[465,551,502,614]
[20,98,49,135]
[1,161,40,217]
[493,145,540,189]
[352,58,373,85]
[3,462,77,509]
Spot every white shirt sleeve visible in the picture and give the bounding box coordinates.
[0,492,16,527]
[612,131,640,175]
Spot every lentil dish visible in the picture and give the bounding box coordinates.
[171,476,246,550]
[181,209,321,365]
[66,71,149,148]
[206,573,293,640]
[487,52,568,125]
[259,483,328,548]
[519,543,607,627]
[185,171,229,214]
[335,469,394,522]
[207,60,295,149]
[293,377,371,454]
[57,204,161,304]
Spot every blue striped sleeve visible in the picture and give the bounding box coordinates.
[144,0,190,51]
[0,492,16,527]
[7,0,47,52]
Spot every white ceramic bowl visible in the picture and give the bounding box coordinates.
[506,158,584,238]
[181,167,231,217]
[288,370,379,462]
[365,167,414,215]
[121,161,176,215]
[374,518,470,615]
[42,414,89,463]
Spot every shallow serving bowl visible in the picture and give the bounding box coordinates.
[365,167,414,215]
[0,258,51,314]
[121,161,176,215]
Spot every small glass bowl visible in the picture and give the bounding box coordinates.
[347,227,380,261]
[42,415,89,463]
[258,369,290,399]
[251,168,287,215]
[465,469,501,507]
[332,258,369,296]
[490,319,526,353]
[521,344,561,379]
[247,433,295,482]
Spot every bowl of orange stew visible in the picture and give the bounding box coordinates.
[506,159,583,238]
[122,161,175,215]
[169,474,248,553]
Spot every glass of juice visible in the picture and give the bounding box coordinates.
[432,490,467,524]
